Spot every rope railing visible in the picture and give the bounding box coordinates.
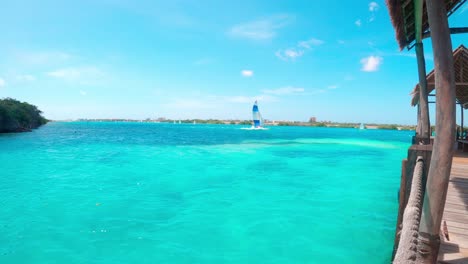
[394,156,424,264]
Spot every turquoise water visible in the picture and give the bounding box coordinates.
[0,122,411,263]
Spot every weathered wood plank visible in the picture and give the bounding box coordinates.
[445,221,468,230]
[438,151,468,263]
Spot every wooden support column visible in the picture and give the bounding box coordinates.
[416,104,422,137]
[418,0,456,262]
[462,105,464,139]
[415,0,431,143]
[415,44,430,142]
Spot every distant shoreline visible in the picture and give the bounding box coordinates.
[52,119,416,131]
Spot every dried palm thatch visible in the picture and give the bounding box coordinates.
[410,45,468,108]
[385,0,466,50]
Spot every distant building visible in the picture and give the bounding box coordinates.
[309,117,317,123]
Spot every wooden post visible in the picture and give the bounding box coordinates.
[418,0,456,262]
[415,0,431,143]
[417,104,422,137]
[416,46,430,141]
[461,104,464,139]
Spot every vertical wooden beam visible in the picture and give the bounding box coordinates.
[414,0,431,142]
[418,0,456,262]
[417,104,422,137]
[415,46,430,141]
[462,105,464,139]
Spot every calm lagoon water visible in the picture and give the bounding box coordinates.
[0,122,412,263]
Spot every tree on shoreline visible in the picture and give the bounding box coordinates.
[0,98,48,133]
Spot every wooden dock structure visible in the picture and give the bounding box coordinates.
[438,151,468,263]
[385,0,468,261]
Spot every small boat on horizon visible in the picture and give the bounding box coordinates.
[360,123,365,129]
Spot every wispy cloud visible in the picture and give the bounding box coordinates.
[368,2,379,22]
[275,49,304,61]
[338,40,345,45]
[241,70,254,77]
[276,37,324,61]
[328,85,339,89]
[0,78,6,87]
[80,90,87,96]
[228,14,293,41]
[47,66,103,81]
[360,55,383,72]
[395,52,433,61]
[263,86,304,95]
[369,2,379,12]
[16,74,36,82]
[16,51,72,65]
[355,2,380,26]
[298,38,324,49]
[48,68,81,79]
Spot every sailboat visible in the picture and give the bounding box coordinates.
[242,101,268,130]
[359,123,365,129]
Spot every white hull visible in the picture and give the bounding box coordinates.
[241,126,269,130]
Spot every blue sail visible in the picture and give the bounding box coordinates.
[252,101,262,128]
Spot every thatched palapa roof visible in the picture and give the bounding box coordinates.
[411,45,468,108]
[386,0,466,50]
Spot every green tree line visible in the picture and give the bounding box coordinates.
[0,98,48,133]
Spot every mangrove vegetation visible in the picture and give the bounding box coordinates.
[0,98,48,133]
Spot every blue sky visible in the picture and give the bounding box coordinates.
[0,0,467,124]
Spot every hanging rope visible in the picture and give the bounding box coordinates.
[394,156,424,264]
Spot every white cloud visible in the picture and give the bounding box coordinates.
[338,40,345,45]
[80,90,87,96]
[0,78,6,87]
[355,19,362,27]
[241,70,254,77]
[228,14,293,40]
[48,68,81,79]
[276,37,323,61]
[360,55,383,72]
[298,38,324,49]
[327,85,338,89]
[16,74,36,81]
[263,86,304,95]
[275,49,304,61]
[47,66,103,81]
[369,2,379,12]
